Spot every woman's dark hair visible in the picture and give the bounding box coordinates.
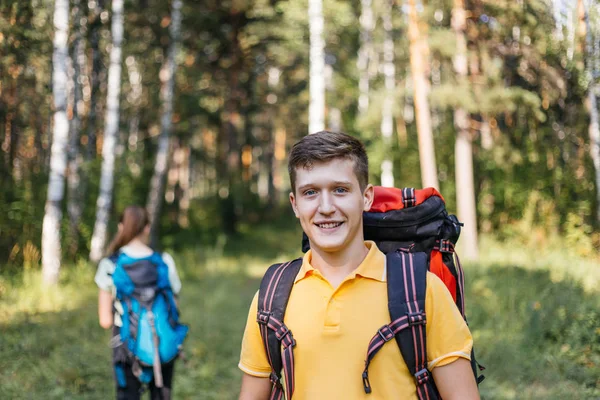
[106,205,149,255]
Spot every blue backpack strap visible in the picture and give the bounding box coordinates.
[362,251,439,399]
[108,252,120,265]
[257,258,302,400]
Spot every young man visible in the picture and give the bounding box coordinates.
[238,131,479,399]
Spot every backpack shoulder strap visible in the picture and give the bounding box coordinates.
[257,258,302,400]
[361,251,440,399]
[387,250,439,400]
[108,252,121,264]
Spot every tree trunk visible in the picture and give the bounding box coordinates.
[67,0,87,256]
[588,87,600,223]
[264,67,280,206]
[177,145,191,228]
[273,125,287,204]
[324,64,342,132]
[123,55,143,178]
[357,0,374,115]
[42,0,69,285]
[407,0,439,189]
[380,0,395,188]
[86,0,104,159]
[146,0,182,245]
[582,0,600,223]
[89,0,124,262]
[308,0,325,134]
[5,81,20,179]
[125,56,142,152]
[452,0,478,260]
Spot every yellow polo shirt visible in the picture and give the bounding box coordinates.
[239,242,472,399]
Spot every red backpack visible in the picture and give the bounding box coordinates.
[257,187,484,399]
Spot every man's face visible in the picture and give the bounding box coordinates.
[289,158,374,255]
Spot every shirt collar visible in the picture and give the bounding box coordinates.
[295,241,386,283]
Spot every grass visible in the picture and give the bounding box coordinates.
[0,225,598,399]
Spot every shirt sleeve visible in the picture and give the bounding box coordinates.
[94,258,116,292]
[425,272,473,369]
[162,252,182,295]
[238,291,271,378]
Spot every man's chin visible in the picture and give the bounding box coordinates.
[309,241,345,254]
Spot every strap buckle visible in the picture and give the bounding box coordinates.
[269,371,282,386]
[436,239,454,253]
[407,311,426,327]
[276,324,296,348]
[275,324,290,340]
[377,325,394,342]
[362,371,372,394]
[256,310,271,325]
[414,368,431,386]
[402,187,416,208]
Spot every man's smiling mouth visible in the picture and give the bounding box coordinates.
[315,222,343,229]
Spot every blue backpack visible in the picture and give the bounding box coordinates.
[111,252,188,387]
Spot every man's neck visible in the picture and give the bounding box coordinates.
[310,237,370,288]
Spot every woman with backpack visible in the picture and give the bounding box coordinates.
[95,205,187,400]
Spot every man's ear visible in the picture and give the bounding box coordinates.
[289,191,299,218]
[117,222,124,233]
[363,184,375,211]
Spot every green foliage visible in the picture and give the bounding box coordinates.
[1,0,599,268]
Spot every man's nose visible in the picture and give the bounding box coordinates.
[318,193,335,214]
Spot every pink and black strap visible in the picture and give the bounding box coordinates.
[257,259,303,400]
[433,238,466,319]
[362,251,440,399]
[402,187,417,208]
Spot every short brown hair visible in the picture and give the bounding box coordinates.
[288,131,369,193]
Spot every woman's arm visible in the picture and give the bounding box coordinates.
[98,289,114,329]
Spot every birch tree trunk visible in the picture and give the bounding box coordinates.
[147,0,182,244]
[381,0,395,188]
[125,56,142,153]
[89,0,124,262]
[357,0,374,115]
[583,0,600,223]
[407,0,439,189]
[125,55,143,177]
[308,0,325,134]
[67,0,87,256]
[42,0,69,285]
[452,0,478,260]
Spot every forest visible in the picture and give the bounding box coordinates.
[0,0,599,399]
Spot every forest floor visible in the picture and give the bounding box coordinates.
[0,222,598,399]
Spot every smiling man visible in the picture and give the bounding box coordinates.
[238,131,479,400]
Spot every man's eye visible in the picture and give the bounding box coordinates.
[334,187,348,194]
[304,189,317,196]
